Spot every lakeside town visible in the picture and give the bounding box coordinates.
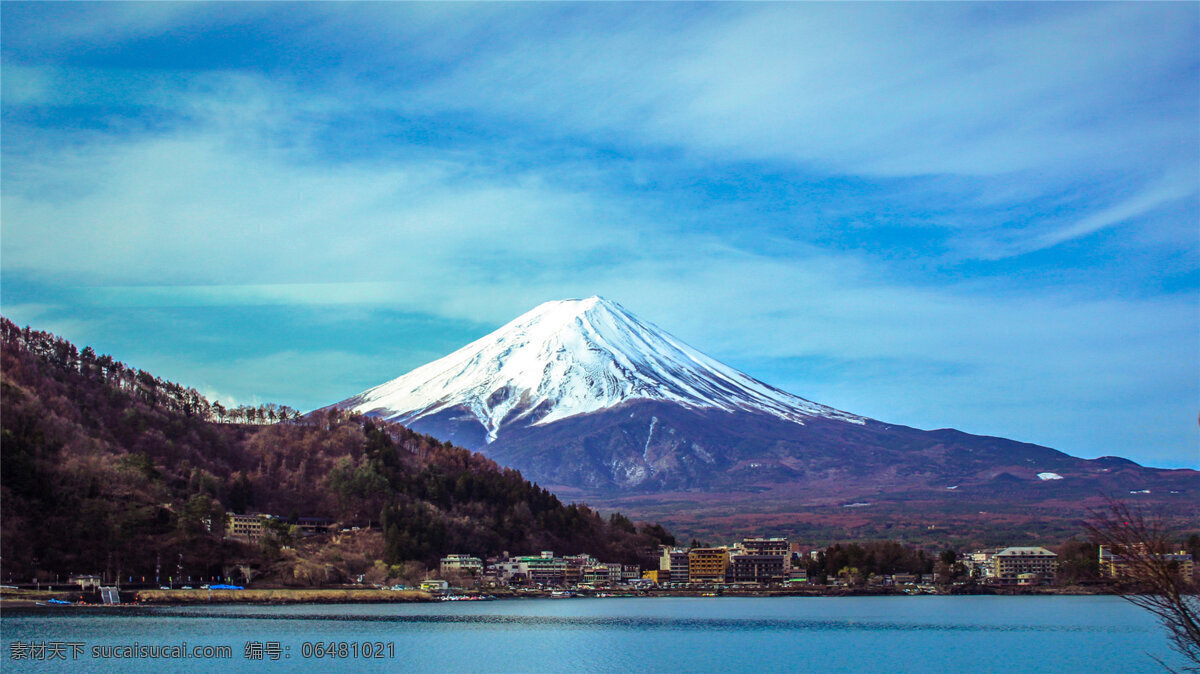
[430,538,1196,595]
[222,513,1198,593]
[9,511,1193,607]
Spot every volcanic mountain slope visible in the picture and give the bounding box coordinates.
[334,297,1197,520]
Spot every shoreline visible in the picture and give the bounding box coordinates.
[0,588,433,608]
[2,584,1116,608]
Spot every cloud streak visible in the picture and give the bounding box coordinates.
[1034,175,1198,251]
[411,4,1197,179]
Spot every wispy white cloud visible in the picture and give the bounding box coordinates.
[2,97,646,296]
[1033,175,1197,251]
[412,3,1196,179]
[1,2,211,48]
[382,2,1198,264]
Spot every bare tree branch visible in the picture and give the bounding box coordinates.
[1087,499,1200,671]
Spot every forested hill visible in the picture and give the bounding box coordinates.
[0,317,674,583]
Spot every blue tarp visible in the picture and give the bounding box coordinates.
[209,584,244,590]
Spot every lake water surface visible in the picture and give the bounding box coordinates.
[1,595,1182,672]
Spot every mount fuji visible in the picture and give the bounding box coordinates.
[331,297,1196,527]
[339,296,862,444]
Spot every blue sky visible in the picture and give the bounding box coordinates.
[2,2,1197,468]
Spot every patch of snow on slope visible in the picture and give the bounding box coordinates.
[642,416,658,463]
[1037,472,1064,481]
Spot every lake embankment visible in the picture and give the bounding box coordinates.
[0,586,433,607]
[1,583,1115,608]
[134,588,433,604]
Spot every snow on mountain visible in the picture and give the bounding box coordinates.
[338,296,864,442]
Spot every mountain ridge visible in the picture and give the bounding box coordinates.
[330,297,1198,540]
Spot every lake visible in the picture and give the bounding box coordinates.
[1,595,1183,672]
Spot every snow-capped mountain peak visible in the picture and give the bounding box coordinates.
[337,296,863,442]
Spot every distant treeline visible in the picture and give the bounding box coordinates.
[0,319,299,425]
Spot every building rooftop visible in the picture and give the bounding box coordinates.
[995,547,1056,557]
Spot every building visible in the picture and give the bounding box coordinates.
[562,554,596,586]
[420,579,449,592]
[582,565,611,585]
[990,547,1058,585]
[660,548,690,583]
[730,554,787,584]
[440,554,484,578]
[226,513,332,541]
[743,537,790,557]
[491,559,525,585]
[496,551,567,586]
[963,549,1000,579]
[69,575,102,591]
[524,552,567,586]
[688,548,730,584]
[297,517,333,537]
[1099,545,1195,579]
[486,551,640,588]
[604,563,625,583]
[226,514,268,541]
[785,568,808,584]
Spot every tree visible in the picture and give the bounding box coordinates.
[935,548,967,585]
[228,472,255,514]
[327,458,384,522]
[1055,538,1100,585]
[639,523,676,547]
[837,565,865,587]
[1087,500,1199,670]
[608,512,635,534]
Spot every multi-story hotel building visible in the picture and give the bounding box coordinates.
[730,554,787,584]
[439,554,484,578]
[660,548,690,583]
[990,547,1058,584]
[688,548,730,583]
[226,513,268,541]
[742,537,790,557]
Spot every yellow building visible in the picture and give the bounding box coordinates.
[688,548,729,584]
